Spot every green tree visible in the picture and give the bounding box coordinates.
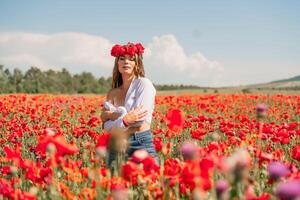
[73,72,99,93]
[12,68,24,93]
[98,76,111,94]
[44,69,59,93]
[0,65,7,93]
[59,68,74,93]
[4,68,16,93]
[23,67,45,93]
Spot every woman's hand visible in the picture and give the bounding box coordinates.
[123,105,148,125]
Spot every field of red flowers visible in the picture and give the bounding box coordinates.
[0,93,300,200]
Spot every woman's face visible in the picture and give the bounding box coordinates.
[118,54,136,76]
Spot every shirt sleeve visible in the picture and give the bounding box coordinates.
[131,78,156,125]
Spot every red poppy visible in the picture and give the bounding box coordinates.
[291,144,300,161]
[153,136,163,152]
[166,108,184,133]
[122,161,143,186]
[163,158,181,177]
[95,132,110,148]
[36,135,79,157]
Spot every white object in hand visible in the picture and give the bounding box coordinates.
[103,101,127,132]
[103,101,144,132]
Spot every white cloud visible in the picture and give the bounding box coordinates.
[144,35,224,86]
[0,32,114,77]
[0,32,224,86]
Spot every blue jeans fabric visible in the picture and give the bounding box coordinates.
[107,129,159,167]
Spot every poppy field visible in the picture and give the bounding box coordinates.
[0,93,300,200]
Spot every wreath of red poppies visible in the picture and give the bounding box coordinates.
[111,42,145,57]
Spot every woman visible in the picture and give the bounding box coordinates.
[100,42,159,167]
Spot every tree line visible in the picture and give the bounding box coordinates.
[0,65,202,94]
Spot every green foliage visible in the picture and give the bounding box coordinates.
[0,66,112,94]
[155,83,203,91]
[242,88,251,93]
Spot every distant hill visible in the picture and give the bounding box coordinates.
[270,75,300,83]
[248,80,300,89]
[252,75,300,89]
[219,75,300,93]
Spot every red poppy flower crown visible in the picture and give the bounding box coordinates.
[111,42,145,57]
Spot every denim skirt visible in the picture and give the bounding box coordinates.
[107,129,159,167]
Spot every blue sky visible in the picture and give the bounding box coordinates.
[0,0,299,86]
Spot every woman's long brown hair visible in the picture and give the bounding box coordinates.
[111,54,145,89]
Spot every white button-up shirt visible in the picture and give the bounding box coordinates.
[104,76,156,130]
